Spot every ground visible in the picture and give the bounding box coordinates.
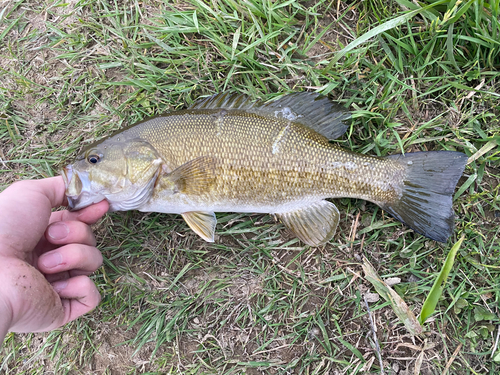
[0,0,499,374]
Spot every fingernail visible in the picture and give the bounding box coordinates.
[52,280,68,293]
[48,222,69,240]
[41,252,63,269]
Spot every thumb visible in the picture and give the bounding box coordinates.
[0,177,66,258]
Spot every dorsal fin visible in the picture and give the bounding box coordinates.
[189,92,351,139]
[189,92,255,111]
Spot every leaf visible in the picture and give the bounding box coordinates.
[363,258,423,336]
[418,236,464,325]
[465,331,478,339]
[167,263,193,291]
[474,306,497,322]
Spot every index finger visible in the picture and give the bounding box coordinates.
[49,200,110,225]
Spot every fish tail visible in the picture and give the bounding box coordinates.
[382,151,468,242]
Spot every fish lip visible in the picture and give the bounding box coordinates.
[67,195,77,211]
[61,165,76,210]
[67,191,100,212]
[61,165,100,211]
[61,165,72,190]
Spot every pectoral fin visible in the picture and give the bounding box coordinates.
[182,211,217,242]
[168,156,217,195]
[276,201,340,246]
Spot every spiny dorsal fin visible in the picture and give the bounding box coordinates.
[189,92,351,139]
[189,92,255,111]
[276,200,340,246]
[182,211,217,242]
[168,156,217,195]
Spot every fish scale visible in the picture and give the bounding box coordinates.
[63,92,467,245]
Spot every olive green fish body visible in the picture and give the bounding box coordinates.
[64,92,467,245]
[121,110,403,215]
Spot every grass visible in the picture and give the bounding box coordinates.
[0,0,499,373]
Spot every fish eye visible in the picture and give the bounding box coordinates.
[87,154,101,164]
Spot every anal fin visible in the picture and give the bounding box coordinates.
[182,211,217,242]
[276,200,340,246]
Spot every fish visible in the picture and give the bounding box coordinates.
[62,92,468,246]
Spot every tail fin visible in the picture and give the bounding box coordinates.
[382,151,467,242]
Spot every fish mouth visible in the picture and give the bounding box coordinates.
[62,164,106,211]
[62,165,77,210]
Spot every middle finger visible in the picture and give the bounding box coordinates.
[45,221,97,247]
[38,243,103,275]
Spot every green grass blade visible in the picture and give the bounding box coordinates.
[326,0,449,67]
[454,173,477,200]
[418,236,465,325]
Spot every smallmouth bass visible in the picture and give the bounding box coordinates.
[63,92,467,245]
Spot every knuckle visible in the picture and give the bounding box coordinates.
[63,225,94,246]
[59,210,72,222]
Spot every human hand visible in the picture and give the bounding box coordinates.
[0,177,109,343]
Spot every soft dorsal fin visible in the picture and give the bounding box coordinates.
[167,156,217,195]
[275,200,340,246]
[189,92,351,139]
